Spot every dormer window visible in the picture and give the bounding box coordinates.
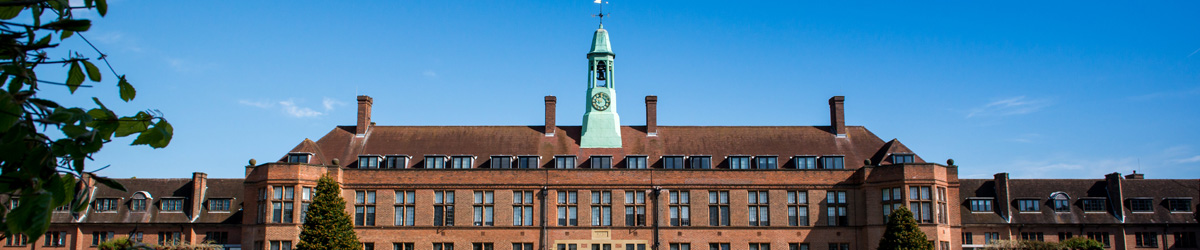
[1130,198,1153,212]
[662,156,684,169]
[820,156,845,169]
[357,155,382,169]
[554,156,576,169]
[131,193,148,211]
[1082,198,1106,212]
[794,156,817,169]
[161,198,184,212]
[590,156,612,169]
[1050,192,1070,212]
[754,156,777,169]
[425,155,447,169]
[450,156,474,169]
[287,153,311,164]
[384,155,409,169]
[891,154,914,164]
[490,156,513,168]
[95,198,119,212]
[626,156,648,169]
[517,156,540,169]
[688,156,711,169]
[1168,198,1193,212]
[728,156,751,169]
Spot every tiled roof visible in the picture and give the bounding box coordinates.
[54,178,244,224]
[959,178,1200,225]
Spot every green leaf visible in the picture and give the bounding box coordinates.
[36,34,51,46]
[61,124,87,138]
[60,30,73,40]
[46,174,75,208]
[114,117,150,137]
[66,61,84,93]
[0,6,22,20]
[5,192,51,242]
[117,76,135,102]
[89,173,126,192]
[82,60,101,82]
[84,0,94,8]
[96,0,108,17]
[0,91,19,131]
[131,119,172,148]
[42,19,91,32]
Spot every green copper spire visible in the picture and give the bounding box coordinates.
[588,24,614,56]
[581,24,621,148]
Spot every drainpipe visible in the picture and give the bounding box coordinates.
[652,187,661,250]
[541,186,548,250]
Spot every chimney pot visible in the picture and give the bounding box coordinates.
[356,95,373,135]
[645,96,658,136]
[545,96,556,136]
[828,96,846,136]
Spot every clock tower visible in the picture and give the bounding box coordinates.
[580,24,622,148]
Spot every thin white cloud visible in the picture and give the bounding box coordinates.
[322,97,345,111]
[279,100,323,118]
[1172,155,1200,164]
[1189,47,1200,58]
[238,100,273,109]
[423,70,438,78]
[1005,133,1041,143]
[1007,157,1137,179]
[966,96,1049,118]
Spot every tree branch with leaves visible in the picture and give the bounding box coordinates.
[0,0,172,241]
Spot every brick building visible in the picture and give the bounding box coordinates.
[3,25,1197,250]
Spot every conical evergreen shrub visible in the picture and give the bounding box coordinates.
[877,206,933,250]
[296,175,362,250]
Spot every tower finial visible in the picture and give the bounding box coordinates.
[593,0,608,25]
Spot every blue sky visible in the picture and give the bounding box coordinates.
[42,1,1200,179]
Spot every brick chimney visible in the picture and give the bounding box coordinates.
[1105,172,1125,222]
[1125,170,1144,179]
[190,172,208,221]
[645,95,658,136]
[545,96,556,136]
[356,95,373,136]
[994,173,1011,222]
[829,96,845,136]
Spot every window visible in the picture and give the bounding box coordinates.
[709,191,730,226]
[257,189,267,223]
[891,154,914,164]
[517,156,539,169]
[513,191,535,226]
[909,187,932,223]
[490,156,512,168]
[827,244,848,250]
[131,196,147,211]
[591,190,612,226]
[43,231,66,247]
[748,243,769,250]
[663,156,684,169]
[1020,232,1044,241]
[270,241,293,250]
[355,190,376,226]
[434,190,455,226]
[591,244,612,250]
[555,156,576,169]
[709,243,730,250]
[689,156,711,169]
[669,190,690,226]
[626,190,646,226]
[284,186,295,200]
[1017,199,1040,212]
[592,155,614,169]
[209,198,231,211]
[385,155,408,168]
[158,232,183,245]
[788,243,808,250]
[827,191,848,226]
[162,198,184,212]
[626,244,645,250]
[1058,232,1073,241]
[748,191,769,226]
[395,243,415,250]
[1050,192,1070,212]
[557,244,578,250]
[881,187,903,219]
[937,187,948,224]
[425,155,446,169]
[287,153,310,163]
[95,198,119,212]
[984,232,1000,244]
[395,190,415,226]
[364,243,376,250]
[969,199,993,212]
[729,156,751,169]
[1086,232,1110,247]
[90,232,113,246]
[204,232,229,244]
[963,232,973,245]
[794,156,817,169]
[4,234,26,246]
[435,243,454,250]
[1082,199,1106,212]
[557,190,578,226]
[514,243,534,250]
[1174,232,1197,248]
[755,156,777,169]
[301,187,313,223]
[787,190,808,226]
[670,243,691,250]
[820,156,844,169]
[451,156,473,169]
[303,187,313,201]
[473,243,493,250]
[627,156,648,169]
[1136,232,1158,247]
[1168,198,1193,212]
[1130,198,1153,212]
[359,155,380,168]
[473,191,494,226]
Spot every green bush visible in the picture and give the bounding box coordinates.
[1060,238,1104,250]
[877,206,933,250]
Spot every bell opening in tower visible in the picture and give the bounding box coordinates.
[595,61,608,87]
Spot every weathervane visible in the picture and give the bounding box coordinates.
[593,0,609,25]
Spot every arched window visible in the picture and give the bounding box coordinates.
[131,192,150,211]
[1049,192,1070,212]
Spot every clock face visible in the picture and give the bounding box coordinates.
[591,92,611,111]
